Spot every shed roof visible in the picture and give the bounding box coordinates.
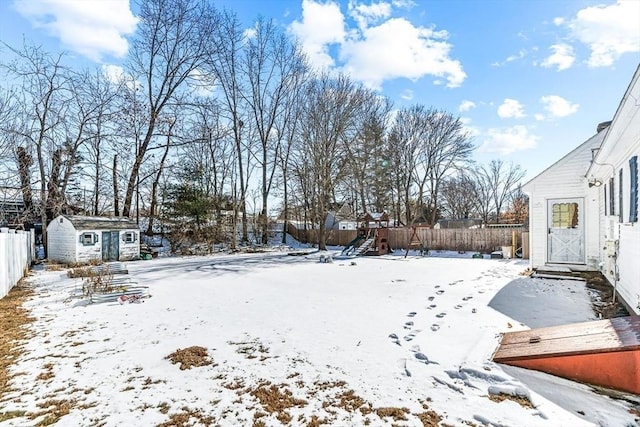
[57,215,139,230]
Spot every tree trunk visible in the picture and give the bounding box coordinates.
[113,155,119,216]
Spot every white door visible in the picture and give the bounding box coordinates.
[547,198,585,264]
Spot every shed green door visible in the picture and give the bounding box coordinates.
[102,231,120,261]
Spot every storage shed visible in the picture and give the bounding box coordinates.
[47,215,140,264]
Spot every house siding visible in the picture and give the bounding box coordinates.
[47,217,78,264]
[523,132,605,270]
[118,230,141,261]
[75,229,103,264]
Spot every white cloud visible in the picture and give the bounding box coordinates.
[348,1,392,30]
[460,118,480,138]
[479,126,539,155]
[340,17,466,89]
[459,100,476,112]
[491,49,527,67]
[565,0,640,67]
[540,43,575,71]
[540,95,579,118]
[534,113,545,121]
[497,99,526,119]
[289,0,465,89]
[289,0,346,69]
[14,0,138,62]
[400,89,413,100]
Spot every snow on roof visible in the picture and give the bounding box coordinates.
[58,215,139,230]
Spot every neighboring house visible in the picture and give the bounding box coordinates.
[523,64,640,315]
[434,219,483,229]
[47,215,140,264]
[325,211,357,230]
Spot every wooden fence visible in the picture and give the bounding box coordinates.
[287,223,529,257]
[0,228,35,299]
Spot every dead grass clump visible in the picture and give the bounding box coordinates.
[157,407,214,427]
[0,281,34,399]
[0,411,27,422]
[375,407,410,421]
[165,346,213,370]
[31,399,74,426]
[336,389,365,412]
[250,382,307,423]
[487,392,534,409]
[416,403,443,427]
[45,263,66,271]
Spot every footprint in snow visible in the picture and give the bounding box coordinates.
[427,304,437,310]
[431,324,440,332]
[404,321,414,329]
[436,312,447,318]
[403,330,421,341]
[410,344,420,353]
[415,352,438,365]
[428,296,435,301]
[436,290,445,295]
[407,311,417,317]
[388,333,401,346]
[454,304,463,309]
[462,296,473,301]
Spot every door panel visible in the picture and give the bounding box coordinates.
[101,231,120,261]
[547,198,584,264]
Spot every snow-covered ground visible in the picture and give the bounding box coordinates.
[1,250,638,426]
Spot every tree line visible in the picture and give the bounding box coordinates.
[0,0,526,253]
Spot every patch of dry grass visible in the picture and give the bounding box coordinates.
[165,346,214,370]
[487,392,534,408]
[0,281,34,399]
[156,407,214,427]
[249,381,307,424]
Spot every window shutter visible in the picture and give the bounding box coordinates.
[609,177,615,215]
[619,169,624,223]
[604,183,608,216]
[630,156,638,223]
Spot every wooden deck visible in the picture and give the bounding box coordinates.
[493,315,640,394]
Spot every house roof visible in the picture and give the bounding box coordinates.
[57,215,139,230]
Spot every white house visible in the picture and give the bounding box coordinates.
[586,65,640,315]
[522,129,607,270]
[47,215,140,264]
[524,64,640,315]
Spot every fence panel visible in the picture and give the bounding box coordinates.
[0,228,34,299]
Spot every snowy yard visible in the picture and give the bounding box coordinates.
[1,251,638,426]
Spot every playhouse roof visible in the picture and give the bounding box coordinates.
[52,215,139,230]
[359,212,389,221]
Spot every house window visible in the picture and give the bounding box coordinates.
[609,177,615,216]
[552,202,578,228]
[630,156,638,223]
[122,231,137,243]
[80,232,98,246]
[604,183,608,216]
[619,169,624,223]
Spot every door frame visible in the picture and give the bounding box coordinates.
[546,197,586,265]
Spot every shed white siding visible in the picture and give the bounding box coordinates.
[118,230,141,260]
[75,229,103,264]
[47,216,78,264]
[47,215,140,264]
[523,131,605,270]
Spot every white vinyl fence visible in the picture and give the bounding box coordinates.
[0,228,35,299]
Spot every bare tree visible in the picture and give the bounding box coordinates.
[1,42,73,253]
[441,173,478,219]
[122,0,215,218]
[242,17,308,244]
[486,160,526,223]
[292,73,367,250]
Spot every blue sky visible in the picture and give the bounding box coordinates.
[1,0,639,182]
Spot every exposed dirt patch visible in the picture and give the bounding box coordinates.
[487,392,534,409]
[165,346,214,370]
[31,398,74,426]
[0,281,34,399]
